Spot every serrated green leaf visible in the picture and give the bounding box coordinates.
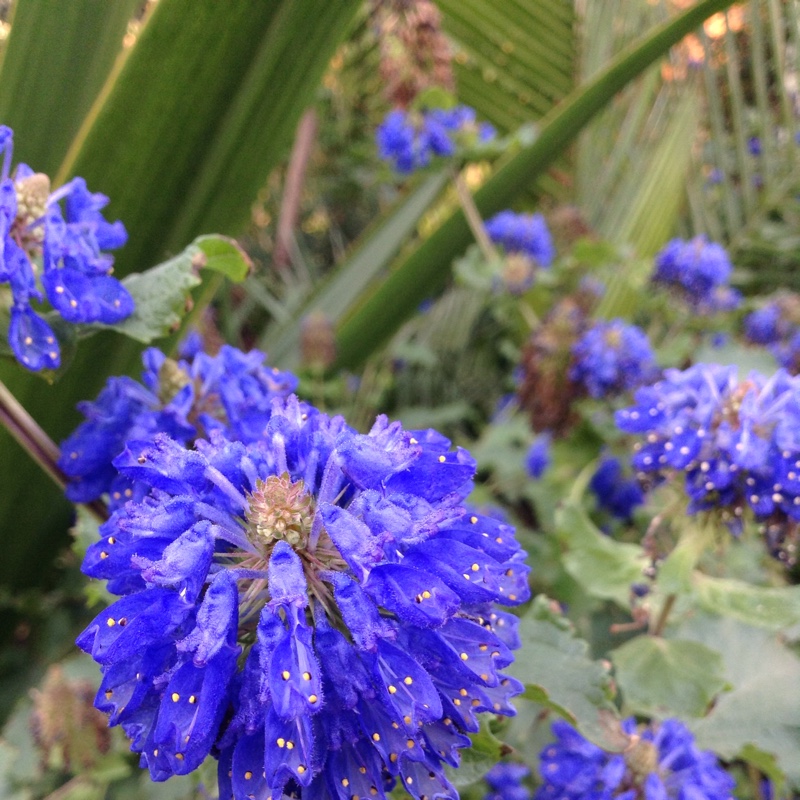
[445,718,506,788]
[677,612,800,788]
[509,596,621,751]
[611,635,726,718]
[556,502,646,608]
[110,235,249,344]
[693,574,800,632]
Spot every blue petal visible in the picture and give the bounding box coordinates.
[8,306,60,371]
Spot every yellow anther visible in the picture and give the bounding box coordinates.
[388,685,397,694]
[106,617,115,627]
[302,672,311,680]
[470,515,478,524]
[171,693,180,702]
[471,563,480,572]
[153,749,159,756]
[406,739,415,748]
[277,738,286,748]
[297,766,306,775]
[454,698,462,706]
[479,644,488,651]
[403,715,411,725]
[372,732,381,742]
[460,652,469,661]
[406,776,413,784]
[360,766,367,774]
[105,689,113,698]
[404,676,413,685]
[472,699,480,707]
[286,741,294,750]
[438,455,446,463]
[410,438,418,445]
[188,695,197,704]
[309,694,318,703]
[244,771,253,780]
[421,590,431,599]
[390,754,398,763]
[480,673,489,681]
[175,753,184,761]
[107,537,116,544]
[281,670,290,680]
[100,551,109,560]
[341,779,349,787]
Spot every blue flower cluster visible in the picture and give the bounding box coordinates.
[59,341,297,509]
[536,718,734,800]
[484,763,531,800]
[652,237,740,312]
[0,125,132,370]
[744,297,800,373]
[616,363,800,560]
[75,389,530,799]
[485,211,555,268]
[376,106,495,174]
[589,457,644,521]
[569,320,656,399]
[525,433,552,479]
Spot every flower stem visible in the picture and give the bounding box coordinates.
[0,377,107,523]
[452,168,498,265]
[650,593,676,637]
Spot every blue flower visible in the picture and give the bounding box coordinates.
[616,364,800,562]
[589,457,644,521]
[652,237,739,311]
[0,125,132,370]
[526,433,552,479]
[748,136,762,156]
[59,343,297,507]
[536,718,734,800]
[485,211,555,267]
[569,320,656,399]
[744,303,783,345]
[76,395,530,798]
[484,763,532,800]
[376,106,495,174]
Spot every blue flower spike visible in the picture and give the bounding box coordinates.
[75,391,531,799]
[0,125,133,370]
[616,363,800,563]
[536,718,734,800]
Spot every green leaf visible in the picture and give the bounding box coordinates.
[656,523,715,595]
[738,744,787,800]
[611,635,726,718]
[693,574,800,632]
[445,718,506,788]
[509,596,621,751]
[333,0,739,369]
[677,613,800,788]
[60,0,362,278]
[0,0,140,173]
[112,235,248,345]
[555,501,646,608]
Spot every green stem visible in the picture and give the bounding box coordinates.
[651,593,676,637]
[0,377,107,523]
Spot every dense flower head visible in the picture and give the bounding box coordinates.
[536,718,734,800]
[651,237,739,311]
[76,394,531,799]
[569,320,657,399]
[0,125,132,370]
[484,763,532,800]
[616,363,800,562]
[59,342,297,508]
[376,106,495,174]
[589,457,644,521]
[485,211,555,269]
[743,296,800,373]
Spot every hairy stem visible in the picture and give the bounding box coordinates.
[0,377,107,523]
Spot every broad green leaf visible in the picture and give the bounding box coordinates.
[691,339,779,377]
[693,574,800,632]
[0,0,140,173]
[59,0,362,278]
[677,613,800,788]
[509,596,621,751]
[656,523,715,595]
[445,719,506,788]
[611,635,726,718]
[333,0,739,369]
[112,236,250,344]
[556,501,646,608]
